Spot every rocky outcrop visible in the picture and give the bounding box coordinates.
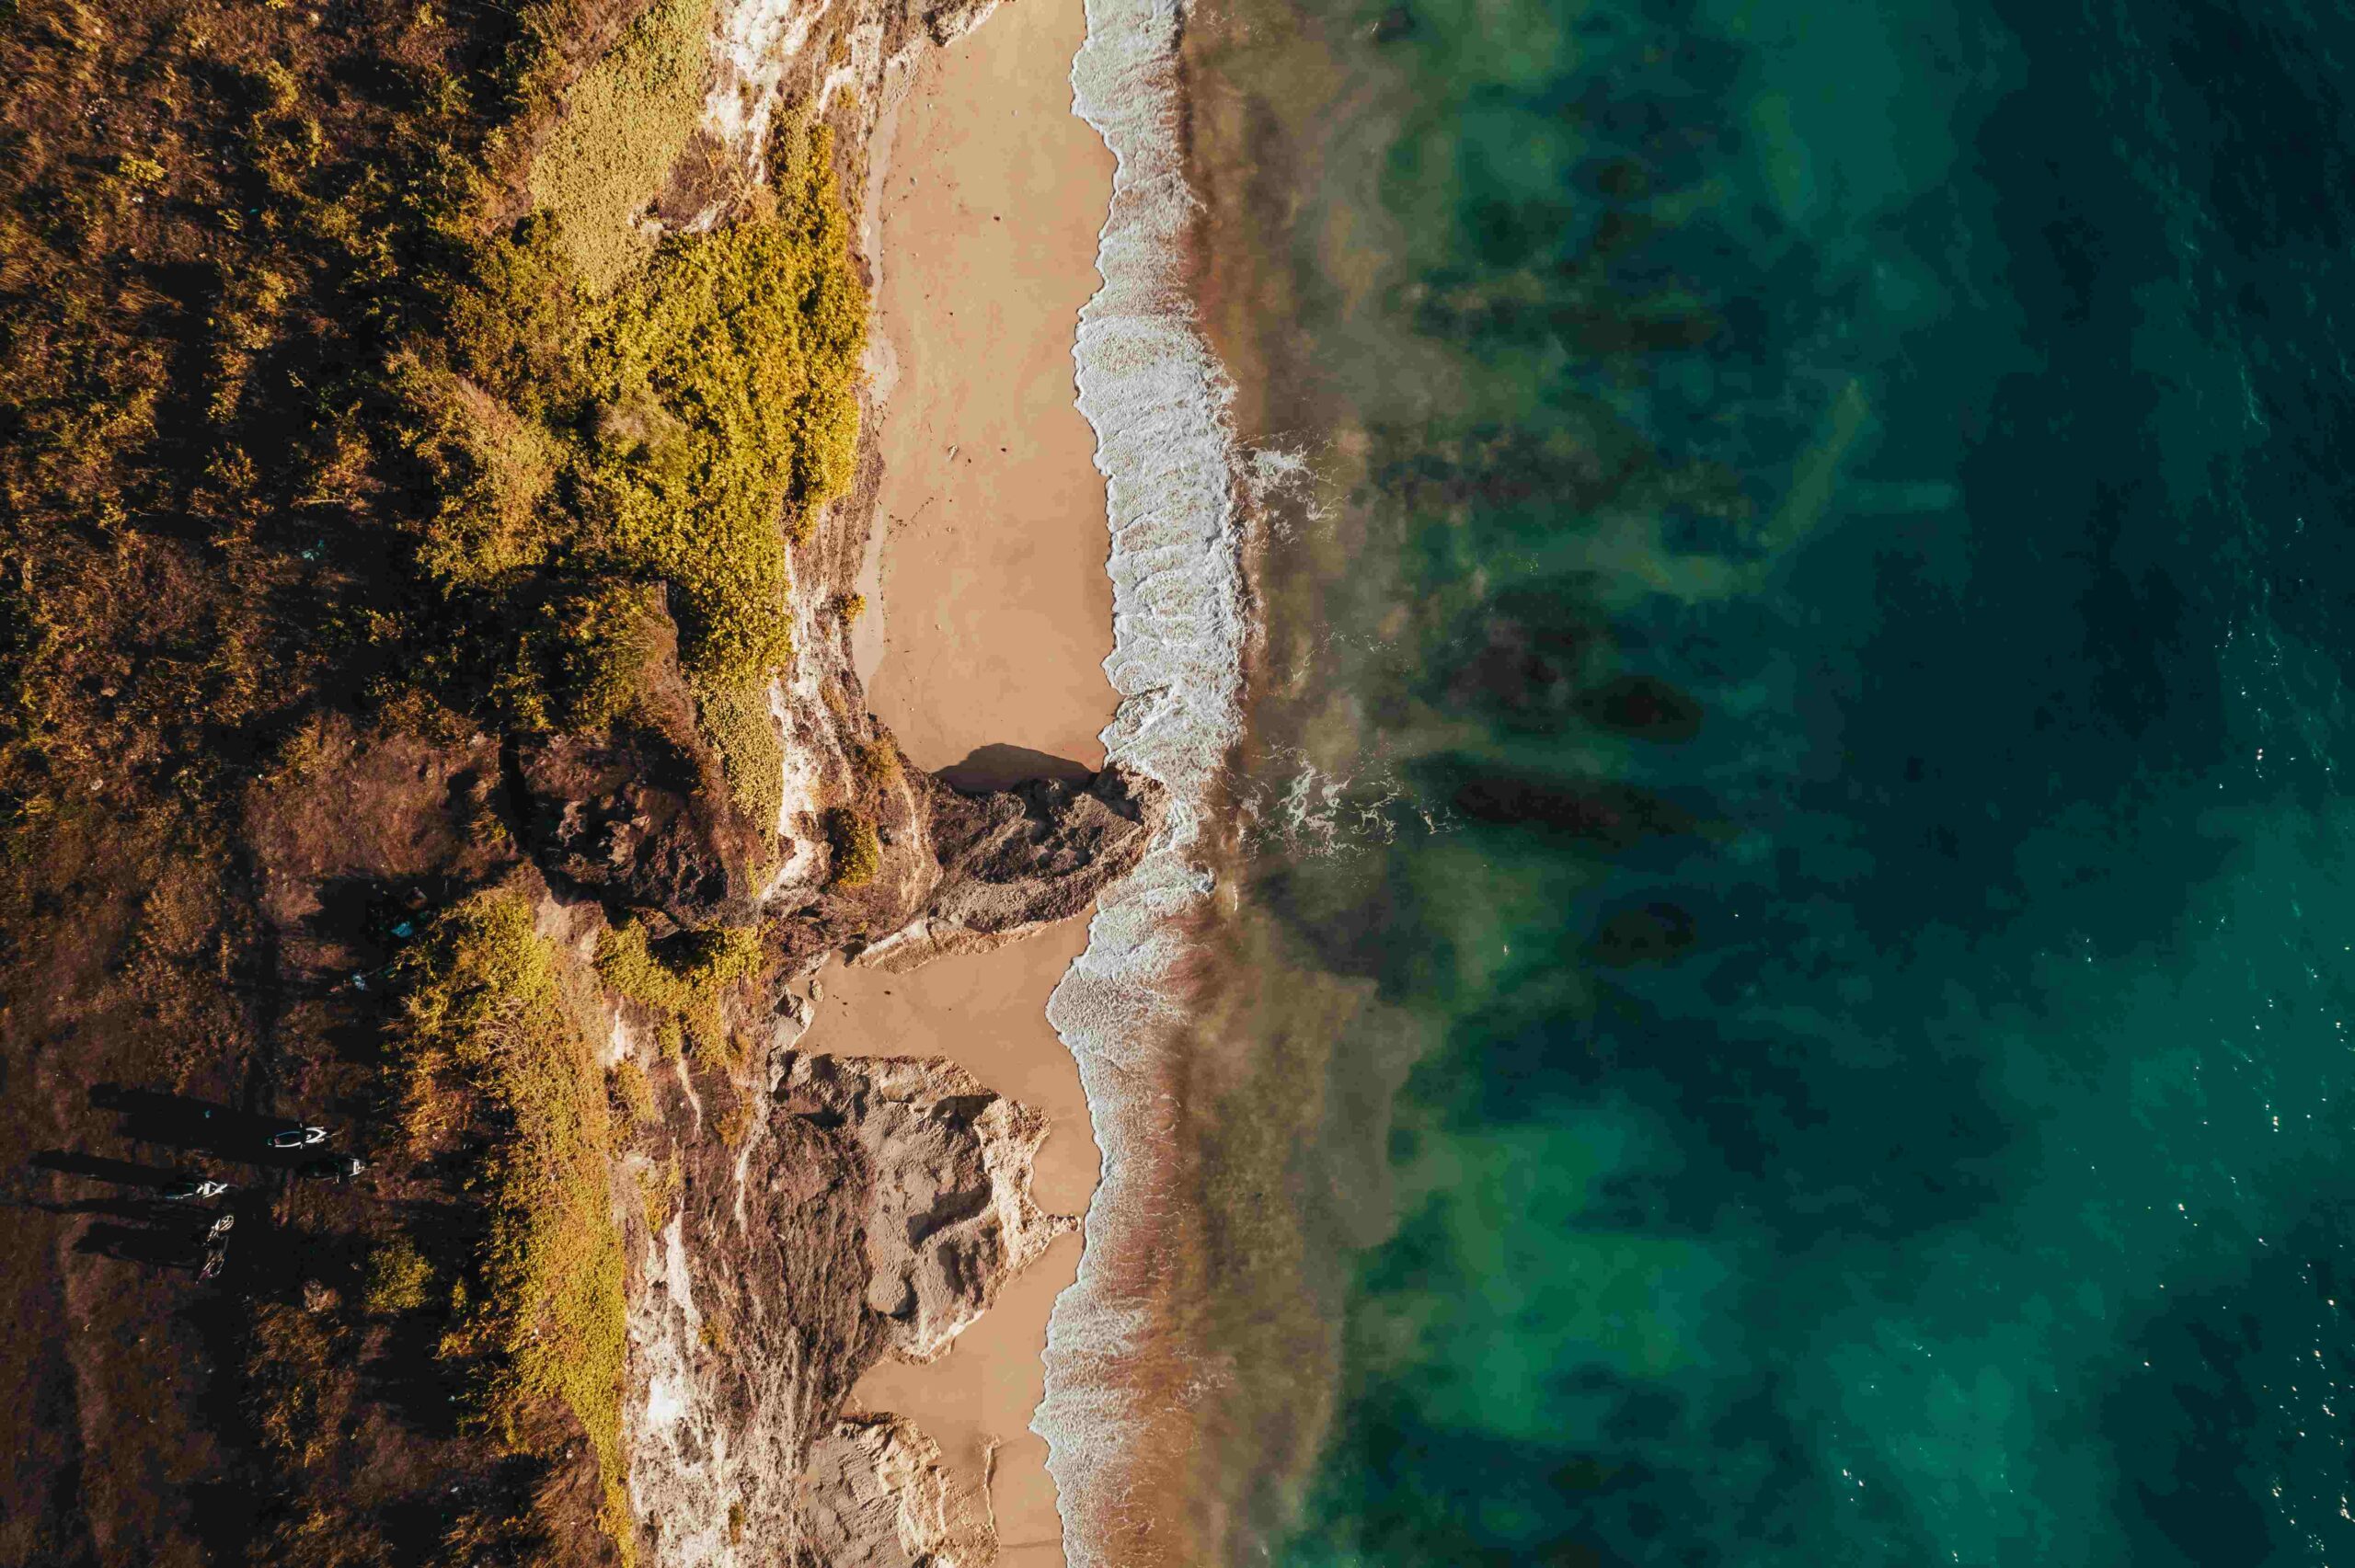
[626,1099,880,1568]
[515,714,1160,960]
[625,1047,1074,1567]
[515,726,767,930]
[795,1417,994,1568]
[857,765,1162,971]
[751,691,1162,974]
[779,1053,1074,1362]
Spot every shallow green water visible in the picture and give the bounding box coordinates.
[1196,0,2355,1562]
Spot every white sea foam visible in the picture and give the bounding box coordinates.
[1037,0,1253,1558]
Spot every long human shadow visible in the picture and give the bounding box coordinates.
[91,1086,267,1128]
[31,1150,196,1188]
[21,1194,209,1226]
[88,1085,320,1169]
[75,1222,206,1272]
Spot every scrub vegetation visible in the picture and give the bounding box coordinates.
[390,890,630,1555]
[245,1301,356,1471]
[362,1236,437,1316]
[0,0,866,1553]
[824,806,882,887]
[609,1057,659,1126]
[0,0,863,829]
[595,917,765,1052]
[695,672,787,836]
[526,0,718,292]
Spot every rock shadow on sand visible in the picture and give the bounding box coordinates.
[936,742,1097,794]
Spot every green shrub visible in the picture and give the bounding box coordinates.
[545,579,662,732]
[713,1096,752,1148]
[442,214,586,415]
[692,672,783,833]
[823,807,879,888]
[390,891,626,1541]
[608,1058,657,1125]
[362,1236,435,1316]
[392,362,563,592]
[594,918,763,1051]
[384,131,867,752]
[527,0,717,292]
[573,131,866,684]
[852,735,899,792]
[636,1158,682,1232]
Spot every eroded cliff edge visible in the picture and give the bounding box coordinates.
[0,0,1136,1561]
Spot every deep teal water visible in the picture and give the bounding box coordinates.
[1223,1,2355,1562]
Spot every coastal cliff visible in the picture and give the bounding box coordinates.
[0,0,1136,1560]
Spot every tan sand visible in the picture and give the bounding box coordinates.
[818,2,1116,1562]
[805,927,1097,1565]
[855,0,1116,790]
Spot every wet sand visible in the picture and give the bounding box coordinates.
[823,0,1117,1561]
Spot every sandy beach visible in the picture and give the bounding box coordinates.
[818,1,1117,1562]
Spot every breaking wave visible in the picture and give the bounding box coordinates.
[1036,0,1254,1559]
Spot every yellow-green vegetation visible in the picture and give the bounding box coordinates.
[391,890,628,1551]
[853,735,900,791]
[609,1057,658,1125]
[574,132,867,682]
[694,674,785,834]
[393,361,564,591]
[713,1096,753,1148]
[362,1236,436,1316]
[594,917,764,1053]
[636,1157,683,1232]
[527,0,718,292]
[823,807,881,888]
[536,580,666,733]
[833,590,867,626]
[414,132,867,782]
[0,0,861,797]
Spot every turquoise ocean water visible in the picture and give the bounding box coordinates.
[1172,0,2355,1562]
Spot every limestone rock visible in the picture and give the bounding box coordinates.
[795,1417,993,1568]
[857,764,1163,971]
[626,1112,877,1568]
[779,1054,1075,1362]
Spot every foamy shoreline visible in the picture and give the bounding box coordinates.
[1040,0,1256,1558]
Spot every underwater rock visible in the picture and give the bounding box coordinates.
[1453,774,1707,848]
[1591,901,1698,966]
[1575,674,1704,743]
